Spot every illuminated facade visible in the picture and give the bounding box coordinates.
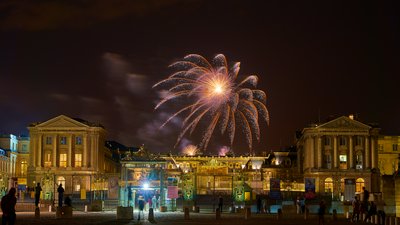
[28,115,119,203]
[0,134,18,193]
[296,115,380,200]
[377,135,400,175]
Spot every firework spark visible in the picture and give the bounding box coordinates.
[182,145,199,156]
[219,146,232,156]
[153,54,269,153]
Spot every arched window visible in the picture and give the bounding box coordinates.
[356,178,365,193]
[324,178,333,193]
[57,176,66,188]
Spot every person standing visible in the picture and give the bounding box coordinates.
[364,201,377,223]
[362,187,370,213]
[318,200,326,225]
[57,184,65,208]
[35,183,42,207]
[1,187,17,225]
[138,196,145,221]
[218,195,223,212]
[152,195,157,210]
[352,196,361,222]
[256,196,262,213]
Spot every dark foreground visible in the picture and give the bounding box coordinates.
[8,211,356,225]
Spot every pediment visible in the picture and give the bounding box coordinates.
[35,115,89,128]
[317,116,371,130]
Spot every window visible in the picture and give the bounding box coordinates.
[21,161,27,176]
[356,154,363,169]
[356,136,363,146]
[393,144,398,151]
[22,144,27,151]
[75,153,82,167]
[339,136,347,146]
[356,178,365,193]
[44,153,52,167]
[60,153,67,167]
[325,154,332,169]
[339,154,347,169]
[46,137,52,145]
[57,176,66,188]
[60,136,67,145]
[324,178,333,193]
[75,136,82,145]
[324,136,331,146]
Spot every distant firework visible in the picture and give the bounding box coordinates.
[219,146,232,156]
[153,54,269,153]
[182,145,199,156]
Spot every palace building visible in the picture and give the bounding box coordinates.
[296,115,381,200]
[27,115,119,204]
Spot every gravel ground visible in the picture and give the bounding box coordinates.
[10,210,356,225]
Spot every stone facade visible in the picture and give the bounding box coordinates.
[27,115,119,202]
[296,116,380,199]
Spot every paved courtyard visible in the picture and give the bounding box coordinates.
[9,210,356,225]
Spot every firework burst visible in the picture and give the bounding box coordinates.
[153,54,269,153]
[182,145,199,156]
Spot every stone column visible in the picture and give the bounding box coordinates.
[83,134,88,168]
[333,136,338,168]
[371,137,376,169]
[365,136,370,169]
[68,135,72,167]
[317,136,322,168]
[310,136,315,169]
[349,136,354,169]
[30,134,36,168]
[90,135,95,169]
[37,134,43,167]
[53,134,57,167]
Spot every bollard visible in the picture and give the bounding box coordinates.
[304,207,309,220]
[84,205,88,212]
[332,209,337,221]
[346,211,350,219]
[149,208,155,222]
[184,207,190,220]
[35,207,40,219]
[277,208,282,220]
[375,215,380,224]
[49,205,52,212]
[245,207,251,220]
[216,208,221,220]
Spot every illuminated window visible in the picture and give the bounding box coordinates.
[60,153,67,167]
[324,178,333,192]
[76,136,82,145]
[60,137,67,145]
[75,184,81,191]
[44,153,52,167]
[339,154,347,169]
[46,137,52,145]
[21,160,27,176]
[75,153,82,167]
[57,176,66,188]
[356,178,365,193]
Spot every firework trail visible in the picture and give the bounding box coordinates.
[153,54,269,154]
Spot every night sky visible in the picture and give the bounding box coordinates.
[0,1,399,154]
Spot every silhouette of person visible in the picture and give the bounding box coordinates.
[35,183,42,207]
[138,196,145,221]
[1,187,17,225]
[57,184,65,207]
[218,195,223,212]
